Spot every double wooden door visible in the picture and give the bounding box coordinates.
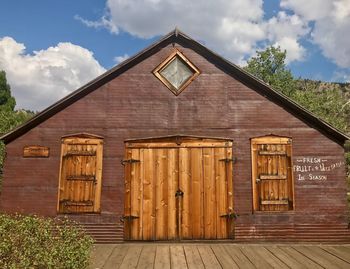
[123,138,234,240]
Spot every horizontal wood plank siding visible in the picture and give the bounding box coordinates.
[0,42,348,242]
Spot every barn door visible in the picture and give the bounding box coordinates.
[251,136,294,211]
[123,148,179,240]
[179,146,234,239]
[123,137,233,240]
[58,136,103,213]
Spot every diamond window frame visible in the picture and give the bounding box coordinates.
[153,49,200,96]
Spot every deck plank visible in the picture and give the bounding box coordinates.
[321,246,350,264]
[119,245,143,269]
[197,245,221,268]
[136,245,156,269]
[103,245,129,269]
[279,246,323,269]
[170,246,188,269]
[154,245,171,269]
[294,246,350,269]
[211,245,239,269]
[183,245,205,269]
[88,244,114,269]
[223,245,255,269]
[239,246,273,269]
[264,246,306,269]
[254,246,289,268]
[89,244,350,269]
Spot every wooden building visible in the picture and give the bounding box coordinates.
[1,29,349,243]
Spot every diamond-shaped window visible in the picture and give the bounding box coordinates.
[153,50,200,95]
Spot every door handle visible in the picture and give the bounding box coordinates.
[175,189,184,197]
[120,215,139,223]
[220,212,237,219]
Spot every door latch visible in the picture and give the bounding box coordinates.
[120,215,139,223]
[121,159,140,165]
[219,157,237,163]
[220,212,237,219]
[175,189,184,197]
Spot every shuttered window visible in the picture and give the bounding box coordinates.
[57,135,103,213]
[251,136,294,211]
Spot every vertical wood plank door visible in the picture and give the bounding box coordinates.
[251,136,294,211]
[58,136,103,213]
[123,137,233,241]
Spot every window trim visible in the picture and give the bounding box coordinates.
[153,49,200,96]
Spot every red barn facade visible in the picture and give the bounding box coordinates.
[1,30,349,243]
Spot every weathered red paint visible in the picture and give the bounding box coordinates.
[0,34,349,242]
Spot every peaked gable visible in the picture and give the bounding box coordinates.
[1,29,349,146]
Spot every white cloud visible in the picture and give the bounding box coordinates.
[265,11,309,62]
[273,37,306,64]
[114,54,129,64]
[77,0,267,63]
[281,0,350,68]
[105,0,267,63]
[0,37,106,110]
[73,0,350,70]
[280,0,333,20]
[74,15,118,34]
[77,0,309,65]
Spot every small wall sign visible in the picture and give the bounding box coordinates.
[23,146,50,158]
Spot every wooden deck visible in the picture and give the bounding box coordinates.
[89,243,350,269]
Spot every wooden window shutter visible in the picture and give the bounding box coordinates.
[251,136,294,211]
[57,135,103,213]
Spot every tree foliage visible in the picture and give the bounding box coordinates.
[244,46,350,134]
[244,46,297,96]
[293,81,350,133]
[0,71,15,111]
[0,71,35,175]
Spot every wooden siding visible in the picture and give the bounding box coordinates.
[0,42,348,241]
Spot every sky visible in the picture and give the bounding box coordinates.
[0,0,350,111]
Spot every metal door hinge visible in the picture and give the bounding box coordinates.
[219,157,237,163]
[121,159,140,165]
[120,215,139,223]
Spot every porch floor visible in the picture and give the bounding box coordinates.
[89,243,350,269]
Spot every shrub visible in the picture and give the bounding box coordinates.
[0,214,93,269]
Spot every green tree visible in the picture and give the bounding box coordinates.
[244,46,350,134]
[0,71,34,180]
[0,71,15,111]
[293,82,350,133]
[244,46,297,96]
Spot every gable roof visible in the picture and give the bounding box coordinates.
[1,29,349,146]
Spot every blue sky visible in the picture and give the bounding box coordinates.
[0,0,349,110]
